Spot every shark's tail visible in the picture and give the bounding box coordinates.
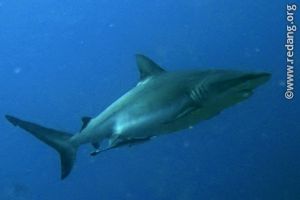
[5,115,78,179]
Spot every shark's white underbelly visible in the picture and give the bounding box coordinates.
[112,106,176,139]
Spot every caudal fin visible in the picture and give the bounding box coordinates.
[5,115,78,179]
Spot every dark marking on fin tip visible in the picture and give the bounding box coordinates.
[5,115,19,126]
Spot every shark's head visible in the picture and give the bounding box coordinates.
[196,70,271,109]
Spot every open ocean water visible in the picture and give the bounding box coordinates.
[0,1,299,200]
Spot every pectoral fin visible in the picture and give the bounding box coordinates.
[164,106,198,124]
[175,107,197,120]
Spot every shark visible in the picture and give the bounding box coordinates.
[5,54,271,179]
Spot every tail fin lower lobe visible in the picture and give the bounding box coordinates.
[5,115,78,179]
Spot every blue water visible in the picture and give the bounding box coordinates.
[0,1,299,199]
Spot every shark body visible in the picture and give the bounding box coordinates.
[5,54,271,179]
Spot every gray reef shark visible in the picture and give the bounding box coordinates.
[5,54,271,179]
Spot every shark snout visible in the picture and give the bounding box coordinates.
[236,72,271,90]
[241,72,271,84]
[212,71,271,93]
[203,71,271,108]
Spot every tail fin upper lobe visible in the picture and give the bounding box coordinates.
[5,115,78,179]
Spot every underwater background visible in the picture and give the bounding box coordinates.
[0,0,299,199]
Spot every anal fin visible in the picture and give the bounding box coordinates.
[80,116,92,132]
[90,142,101,156]
[91,142,100,149]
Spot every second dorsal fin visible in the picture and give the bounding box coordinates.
[80,116,92,132]
[136,54,166,81]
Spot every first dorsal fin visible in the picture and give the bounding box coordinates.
[136,54,166,81]
[80,116,92,132]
